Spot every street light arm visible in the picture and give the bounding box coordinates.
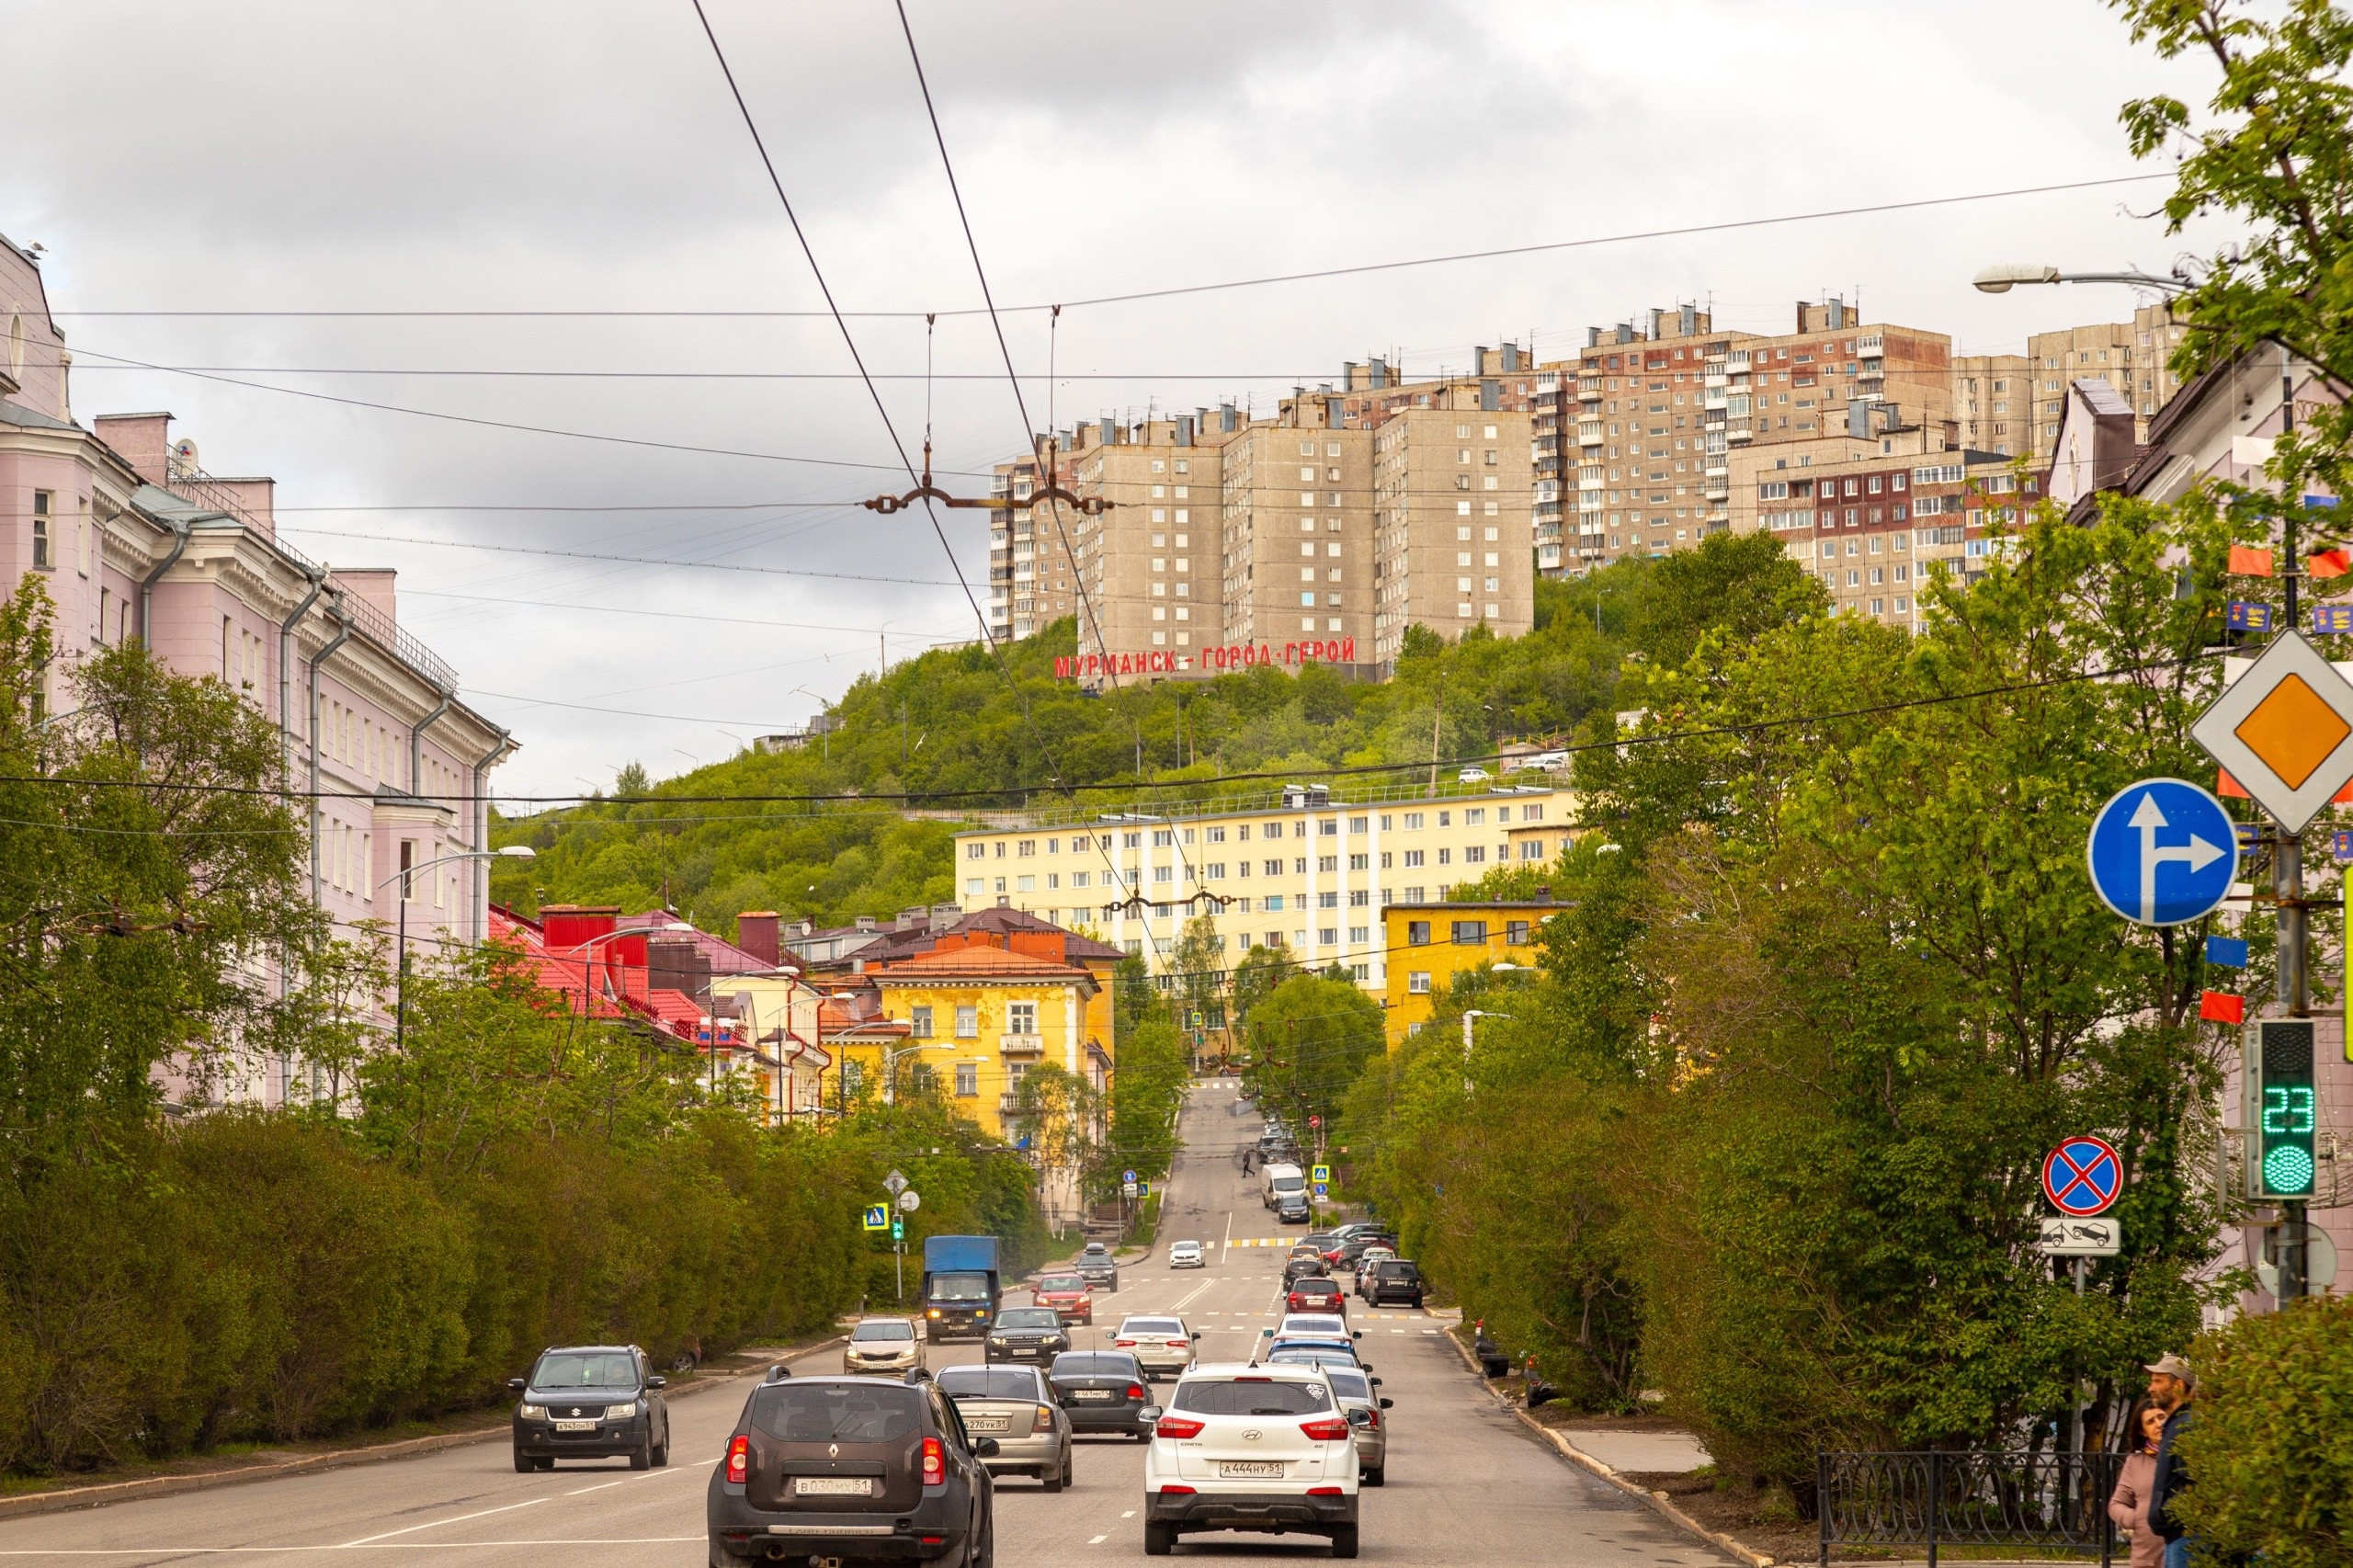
[1973,263,2190,296]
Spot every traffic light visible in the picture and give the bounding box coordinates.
[891,1216,905,1242]
[2249,1020,2317,1199]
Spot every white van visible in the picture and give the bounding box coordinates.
[1261,1162,1305,1210]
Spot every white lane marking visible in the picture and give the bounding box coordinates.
[0,1541,706,1555]
[1089,1535,1109,1545]
[1222,1209,1233,1256]
[1121,1510,1137,1518]
[564,1480,625,1495]
[338,1496,547,1547]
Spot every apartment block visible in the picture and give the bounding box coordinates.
[2020,302,2185,460]
[988,444,1083,643]
[1063,413,1237,679]
[952,780,1576,993]
[1219,399,1375,653]
[1370,397,1535,662]
[1950,354,2033,455]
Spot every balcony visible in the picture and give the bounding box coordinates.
[1577,378,1602,400]
[1576,422,1604,446]
[1000,1034,1045,1058]
[1856,335,1883,357]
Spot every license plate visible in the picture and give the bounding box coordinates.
[794,1477,872,1496]
[1219,1461,1285,1478]
[1074,1390,1113,1401]
[551,1419,597,1432]
[966,1417,1010,1433]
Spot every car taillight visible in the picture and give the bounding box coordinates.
[1159,1483,1198,1494]
[725,1434,749,1484]
[921,1436,944,1486]
[1036,1403,1055,1425]
[1126,1383,1145,1399]
[1300,1417,1351,1442]
[1307,1485,1345,1496]
[1154,1415,1205,1438]
[1114,1338,1135,1347]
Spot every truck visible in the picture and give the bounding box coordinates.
[1261,1162,1305,1210]
[919,1234,1001,1341]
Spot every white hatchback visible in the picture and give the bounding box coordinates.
[1142,1362,1360,1557]
[1114,1315,1200,1379]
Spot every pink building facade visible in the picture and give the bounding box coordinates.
[2,231,515,1106]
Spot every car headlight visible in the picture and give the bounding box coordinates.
[517,1404,546,1420]
[989,1337,1008,1346]
[604,1401,638,1419]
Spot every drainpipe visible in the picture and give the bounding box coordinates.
[469,727,516,942]
[307,595,354,908]
[278,565,328,790]
[411,685,454,798]
[137,517,191,648]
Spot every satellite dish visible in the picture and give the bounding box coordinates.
[171,438,199,471]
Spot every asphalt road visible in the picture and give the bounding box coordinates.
[0,1078,1730,1567]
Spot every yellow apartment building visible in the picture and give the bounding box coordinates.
[953,782,1580,992]
[864,938,1107,1145]
[1380,899,1562,1044]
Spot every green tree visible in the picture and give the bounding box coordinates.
[1241,974,1384,1138]
[1108,1018,1190,1186]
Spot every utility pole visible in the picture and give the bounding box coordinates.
[2276,346,2311,1302]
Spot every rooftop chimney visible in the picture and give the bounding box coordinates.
[736,910,781,966]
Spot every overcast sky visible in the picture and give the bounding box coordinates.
[3,0,2234,801]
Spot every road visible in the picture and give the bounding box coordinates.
[0,1079,1729,1567]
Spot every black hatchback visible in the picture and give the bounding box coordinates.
[709,1370,996,1568]
[1047,1350,1154,1439]
[510,1345,670,1471]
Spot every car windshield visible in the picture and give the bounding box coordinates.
[929,1272,992,1301]
[1292,1279,1337,1293]
[1269,1347,1358,1369]
[751,1383,924,1444]
[1036,1276,1086,1293]
[850,1320,915,1342]
[1051,1353,1141,1378]
[938,1367,1043,1400]
[995,1309,1061,1330]
[1121,1319,1183,1335]
[1171,1242,1200,1253]
[1325,1369,1371,1401]
[1175,1378,1332,1415]
[531,1351,638,1389]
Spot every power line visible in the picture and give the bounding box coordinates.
[278,526,964,585]
[48,171,2168,322]
[71,365,1357,382]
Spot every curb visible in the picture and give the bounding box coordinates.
[0,1335,848,1524]
[1441,1327,1771,1568]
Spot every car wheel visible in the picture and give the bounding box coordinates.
[1330,1524,1360,1558]
[512,1448,532,1473]
[969,1514,995,1568]
[1362,1464,1384,1487]
[630,1435,652,1471]
[653,1425,670,1467]
[1042,1455,1064,1494]
[1143,1521,1176,1556]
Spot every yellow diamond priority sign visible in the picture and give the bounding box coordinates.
[2190,630,2353,832]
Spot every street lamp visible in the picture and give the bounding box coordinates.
[881,1040,956,1106]
[1461,1008,1510,1096]
[380,845,536,1053]
[1972,263,2190,296]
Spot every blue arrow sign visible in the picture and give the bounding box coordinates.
[2086,778,2239,926]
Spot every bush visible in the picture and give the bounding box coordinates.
[2176,1295,2353,1568]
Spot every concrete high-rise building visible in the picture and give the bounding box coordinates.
[1370,393,1534,663]
[1066,412,1238,679]
[2021,302,2185,460]
[1218,400,1375,654]
[1949,355,2033,455]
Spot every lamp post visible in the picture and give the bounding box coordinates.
[380,845,535,1054]
[1971,264,2191,296]
[1461,1008,1510,1096]
[881,1040,956,1106]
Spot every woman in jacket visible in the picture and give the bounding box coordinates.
[2109,1400,2168,1568]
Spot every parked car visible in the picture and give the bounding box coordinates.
[1287,1277,1346,1316]
[1167,1240,1206,1269]
[1329,1233,1398,1272]
[1048,1350,1156,1439]
[510,1344,671,1471]
[1031,1273,1096,1324]
[1351,1246,1398,1285]
[1112,1315,1201,1380]
[707,1369,995,1568]
[1074,1242,1121,1292]
[1458,767,1491,782]
[1281,1244,1327,1285]
[842,1317,926,1376]
[1361,1257,1426,1308]
[1141,1362,1359,1557]
[1275,1193,1311,1225]
[984,1306,1071,1366]
[1324,1364,1393,1486]
[937,1363,1073,1492]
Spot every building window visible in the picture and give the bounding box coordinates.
[1406,920,1430,946]
[911,1005,934,1039]
[955,1005,979,1039]
[31,492,52,568]
[1408,971,1431,994]
[955,1062,978,1097]
[1506,920,1531,944]
[1008,1001,1036,1036]
[1451,920,1488,945]
[967,842,985,859]
[1404,849,1425,868]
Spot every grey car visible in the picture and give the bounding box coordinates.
[509,1345,670,1471]
[1323,1364,1393,1485]
[937,1363,1074,1492]
[1073,1242,1120,1292]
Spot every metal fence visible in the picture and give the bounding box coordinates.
[1817,1450,2120,1568]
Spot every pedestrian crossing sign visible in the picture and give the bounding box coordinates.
[1311,1164,1331,1183]
[863,1204,889,1232]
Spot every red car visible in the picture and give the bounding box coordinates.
[1032,1273,1095,1324]
[1287,1277,1347,1315]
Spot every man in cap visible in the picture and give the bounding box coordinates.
[2143,1353,2196,1568]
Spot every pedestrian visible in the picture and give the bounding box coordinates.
[2143,1353,2198,1568]
[2108,1398,2168,1568]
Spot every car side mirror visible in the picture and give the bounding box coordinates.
[646,1375,666,1389]
[1379,1398,1393,1409]
[973,1438,1000,1458]
[1192,1332,1202,1340]
[1370,1378,1382,1387]
[1260,1328,1274,1337]
[507,1378,527,1392]
[1139,1406,1164,1425]
[1359,1363,1372,1372]
[1351,1331,1362,1339]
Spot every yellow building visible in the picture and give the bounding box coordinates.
[1380,900,1560,1045]
[864,937,1107,1143]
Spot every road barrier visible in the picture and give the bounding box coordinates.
[1815,1449,2121,1568]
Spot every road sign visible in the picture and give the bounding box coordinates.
[1121,1181,1139,1198]
[882,1169,909,1197]
[1137,1180,1150,1198]
[2191,630,2353,832]
[2085,778,2238,926]
[1311,1164,1331,1184]
[2043,1135,2125,1217]
[897,1189,921,1212]
[2255,1227,2338,1294]
[1123,1168,1137,1184]
[1313,1182,1328,1199]
[863,1204,889,1233]
[1309,1115,1322,1129]
[2039,1216,2121,1256]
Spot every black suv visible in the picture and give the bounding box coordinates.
[1362,1257,1426,1308]
[511,1344,670,1471]
[709,1369,996,1568]
[1073,1242,1120,1292]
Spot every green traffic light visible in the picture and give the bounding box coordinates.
[2254,1022,2318,1199]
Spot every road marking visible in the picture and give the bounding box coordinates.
[1089,1535,1109,1545]
[564,1480,625,1495]
[338,1497,547,1547]
[1122,1511,1137,1518]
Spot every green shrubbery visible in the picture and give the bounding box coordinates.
[2177,1296,2353,1568]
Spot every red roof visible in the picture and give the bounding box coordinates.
[874,946,1095,984]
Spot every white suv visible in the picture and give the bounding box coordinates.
[1142,1363,1360,1557]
